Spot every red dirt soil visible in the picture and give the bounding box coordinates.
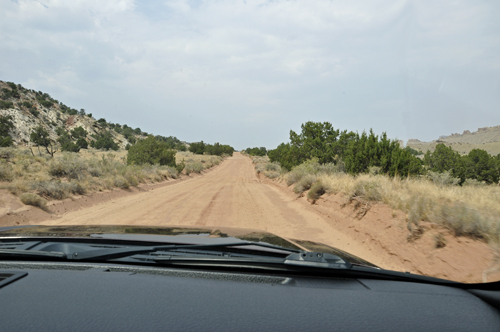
[0,152,498,283]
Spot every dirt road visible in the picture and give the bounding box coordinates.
[17,152,495,282]
[38,152,389,268]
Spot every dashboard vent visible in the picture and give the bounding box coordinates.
[0,271,27,289]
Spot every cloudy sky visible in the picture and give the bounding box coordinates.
[1,0,499,149]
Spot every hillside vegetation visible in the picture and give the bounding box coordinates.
[0,80,234,207]
[254,122,500,244]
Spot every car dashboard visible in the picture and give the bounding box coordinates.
[0,261,499,331]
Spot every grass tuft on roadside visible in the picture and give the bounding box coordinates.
[176,152,223,175]
[307,182,326,203]
[20,193,48,211]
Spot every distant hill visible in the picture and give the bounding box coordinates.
[407,126,500,156]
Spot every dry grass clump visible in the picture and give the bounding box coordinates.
[78,149,128,161]
[113,176,130,189]
[252,156,268,165]
[293,174,317,194]
[284,159,344,186]
[7,180,30,195]
[135,164,177,182]
[264,165,281,178]
[255,163,266,174]
[32,181,85,199]
[0,148,16,160]
[264,170,280,179]
[210,157,221,166]
[250,156,283,179]
[265,162,280,172]
[185,162,203,175]
[307,182,326,203]
[254,161,281,178]
[49,153,89,180]
[427,171,460,187]
[352,179,383,201]
[176,152,223,174]
[0,162,14,181]
[434,233,447,248]
[286,171,303,186]
[20,193,48,211]
[432,202,493,240]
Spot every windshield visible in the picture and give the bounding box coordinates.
[0,0,499,284]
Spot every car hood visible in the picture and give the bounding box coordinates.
[0,225,377,267]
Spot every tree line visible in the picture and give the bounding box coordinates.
[267,121,500,184]
[245,147,267,156]
[188,141,234,156]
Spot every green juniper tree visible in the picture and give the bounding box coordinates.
[31,125,57,157]
[0,115,14,147]
[127,136,177,167]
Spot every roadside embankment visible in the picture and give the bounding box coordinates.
[249,154,500,283]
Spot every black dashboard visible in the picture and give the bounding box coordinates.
[0,261,499,331]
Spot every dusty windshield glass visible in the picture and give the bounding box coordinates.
[0,0,499,284]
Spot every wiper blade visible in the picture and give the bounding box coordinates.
[0,242,351,272]
[153,251,351,270]
[69,241,300,261]
[0,249,67,260]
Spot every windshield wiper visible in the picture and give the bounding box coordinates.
[0,242,351,272]
[68,241,300,261]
